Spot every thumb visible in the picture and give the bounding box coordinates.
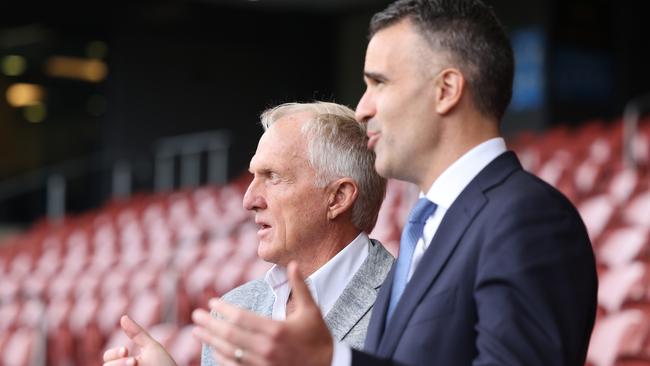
[287,261,318,312]
[120,315,156,348]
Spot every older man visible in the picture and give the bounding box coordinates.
[193,1,597,365]
[102,102,392,366]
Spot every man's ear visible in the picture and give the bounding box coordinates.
[327,178,358,221]
[434,68,465,115]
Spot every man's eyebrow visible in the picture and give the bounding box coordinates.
[363,71,388,82]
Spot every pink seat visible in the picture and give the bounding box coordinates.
[609,169,642,204]
[128,289,163,329]
[167,324,201,366]
[598,227,650,267]
[598,262,650,312]
[1,327,42,366]
[148,322,179,349]
[0,301,20,333]
[69,295,99,336]
[578,194,616,244]
[623,192,650,228]
[18,299,45,329]
[587,309,650,366]
[98,291,130,335]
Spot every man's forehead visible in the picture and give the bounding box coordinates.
[249,120,308,170]
[368,20,418,51]
[366,22,417,69]
[366,20,446,77]
[273,111,313,128]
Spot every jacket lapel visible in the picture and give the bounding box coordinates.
[260,289,274,318]
[363,263,395,352]
[325,239,394,342]
[376,152,521,356]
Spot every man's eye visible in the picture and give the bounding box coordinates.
[269,172,281,182]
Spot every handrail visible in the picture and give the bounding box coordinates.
[0,129,232,221]
[0,153,110,202]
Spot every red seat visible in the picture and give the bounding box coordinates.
[587,309,650,366]
[1,327,43,366]
[167,324,201,366]
[599,262,650,312]
[128,289,163,329]
[623,192,650,228]
[578,194,617,244]
[598,227,650,267]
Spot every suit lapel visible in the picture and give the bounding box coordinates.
[363,263,394,352]
[260,287,274,318]
[376,152,521,356]
[325,239,393,342]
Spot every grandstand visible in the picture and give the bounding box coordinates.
[0,115,648,365]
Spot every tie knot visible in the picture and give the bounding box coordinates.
[408,198,437,224]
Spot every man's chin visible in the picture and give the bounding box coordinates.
[374,159,393,179]
[257,245,278,264]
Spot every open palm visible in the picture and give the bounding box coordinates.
[102,315,177,366]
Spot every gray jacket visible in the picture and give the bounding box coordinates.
[201,239,394,365]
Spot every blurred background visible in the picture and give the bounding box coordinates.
[0,0,649,365]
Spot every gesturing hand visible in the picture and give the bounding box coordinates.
[192,261,333,366]
[102,315,177,366]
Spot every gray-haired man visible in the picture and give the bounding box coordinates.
[102,102,393,366]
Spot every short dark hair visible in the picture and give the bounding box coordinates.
[370,0,514,121]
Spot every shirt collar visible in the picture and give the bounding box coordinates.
[264,232,370,316]
[425,137,507,208]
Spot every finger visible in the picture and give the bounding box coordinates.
[120,315,156,348]
[195,328,268,366]
[192,324,234,358]
[103,346,128,362]
[287,261,319,312]
[211,349,240,366]
[192,308,258,346]
[193,314,274,366]
[207,299,277,335]
[206,296,221,312]
[102,357,137,366]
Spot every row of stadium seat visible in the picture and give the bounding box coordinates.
[0,117,648,365]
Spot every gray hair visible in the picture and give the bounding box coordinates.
[260,101,387,233]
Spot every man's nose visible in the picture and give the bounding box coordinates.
[355,90,375,123]
[243,179,266,211]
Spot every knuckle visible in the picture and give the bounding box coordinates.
[258,343,275,359]
[267,324,285,342]
[222,326,235,339]
[229,311,244,324]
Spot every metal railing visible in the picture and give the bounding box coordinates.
[0,129,231,221]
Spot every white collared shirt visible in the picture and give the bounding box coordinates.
[332,137,507,366]
[408,137,507,280]
[264,232,370,320]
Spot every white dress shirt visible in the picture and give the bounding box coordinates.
[408,137,507,280]
[332,137,507,366]
[264,232,370,320]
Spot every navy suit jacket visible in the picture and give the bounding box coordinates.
[353,151,597,366]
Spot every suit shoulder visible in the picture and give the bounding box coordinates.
[495,168,579,213]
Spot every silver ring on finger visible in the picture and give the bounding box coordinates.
[234,347,245,364]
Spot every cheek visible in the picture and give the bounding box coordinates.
[288,193,327,227]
